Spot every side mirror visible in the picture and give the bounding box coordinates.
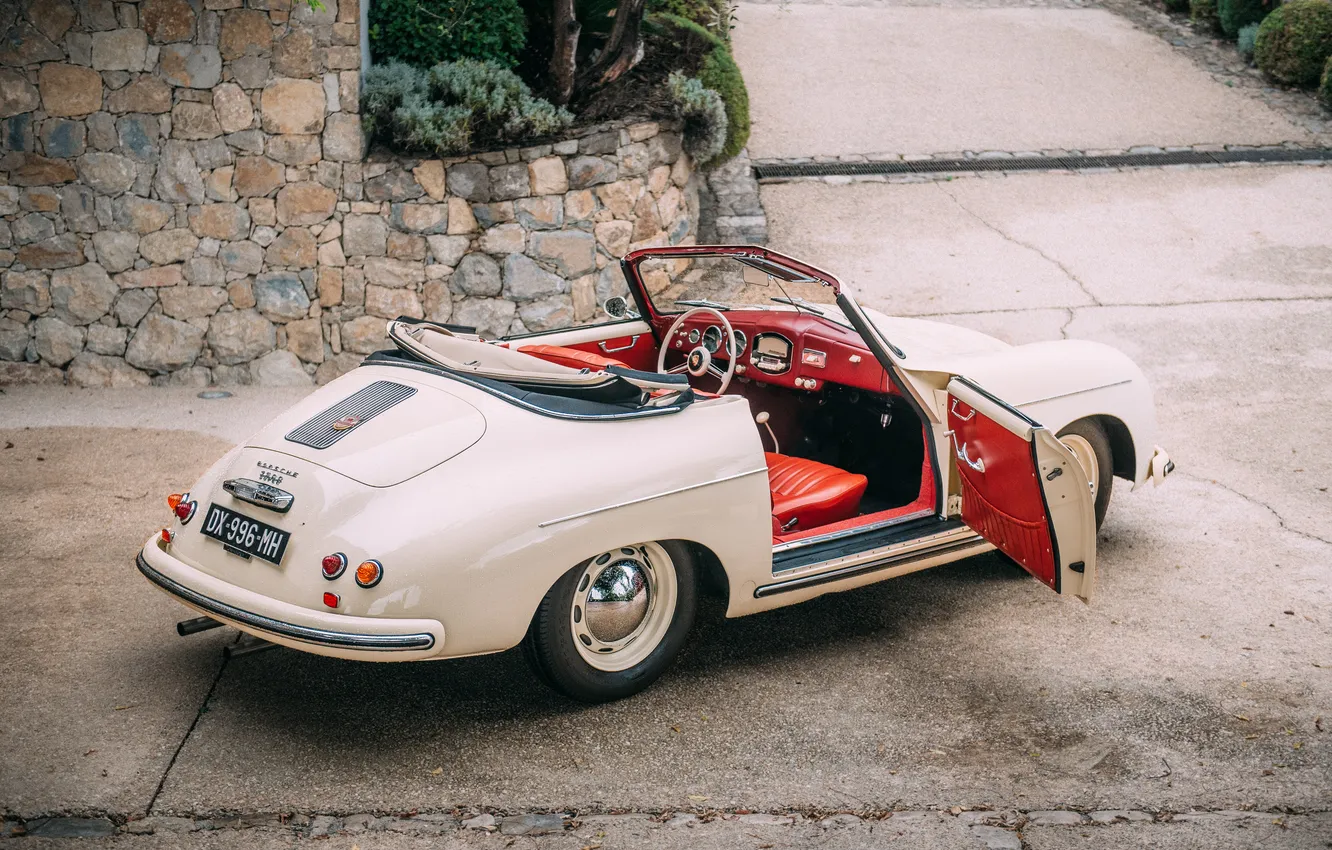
[604,296,637,319]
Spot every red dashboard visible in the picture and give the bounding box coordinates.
[652,309,891,395]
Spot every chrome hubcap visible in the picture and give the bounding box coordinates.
[571,544,677,672]
[1061,434,1099,498]
[585,558,651,643]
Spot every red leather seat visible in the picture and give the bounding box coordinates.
[766,452,868,532]
[519,344,626,372]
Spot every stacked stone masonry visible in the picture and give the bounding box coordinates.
[0,0,698,387]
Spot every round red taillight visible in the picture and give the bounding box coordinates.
[174,500,196,523]
[355,559,383,589]
[321,553,347,580]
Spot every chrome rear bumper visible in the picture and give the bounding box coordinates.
[136,553,436,652]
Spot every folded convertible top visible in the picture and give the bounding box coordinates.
[364,321,695,421]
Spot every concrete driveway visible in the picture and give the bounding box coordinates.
[5,0,1332,847]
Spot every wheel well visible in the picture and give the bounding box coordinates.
[1092,415,1135,481]
[681,540,729,605]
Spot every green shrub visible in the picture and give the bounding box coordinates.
[362,60,573,155]
[653,14,749,164]
[1254,0,1332,86]
[369,0,528,69]
[649,0,736,41]
[1219,0,1274,36]
[1320,53,1332,108]
[1164,0,1190,11]
[1238,22,1261,57]
[667,72,727,162]
[1190,0,1220,29]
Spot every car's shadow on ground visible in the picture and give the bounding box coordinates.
[196,551,1030,731]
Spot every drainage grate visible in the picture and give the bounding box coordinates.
[752,148,1332,180]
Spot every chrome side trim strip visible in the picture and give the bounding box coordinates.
[538,468,768,527]
[1014,379,1132,408]
[756,534,990,597]
[771,508,936,554]
[136,554,436,651]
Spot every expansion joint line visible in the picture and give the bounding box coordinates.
[935,184,1103,307]
[146,653,230,815]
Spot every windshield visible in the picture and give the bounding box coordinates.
[635,254,839,316]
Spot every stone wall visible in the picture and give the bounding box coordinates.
[0,0,697,387]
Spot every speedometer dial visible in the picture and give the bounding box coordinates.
[702,325,722,353]
[731,329,747,356]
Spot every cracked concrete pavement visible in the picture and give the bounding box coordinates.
[4,0,1332,846]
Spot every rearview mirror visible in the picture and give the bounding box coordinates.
[741,265,773,287]
[603,295,637,319]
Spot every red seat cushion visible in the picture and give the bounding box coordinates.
[766,452,868,532]
[519,344,627,372]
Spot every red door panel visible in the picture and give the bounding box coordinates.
[566,332,659,371]
[948,394,1057,588]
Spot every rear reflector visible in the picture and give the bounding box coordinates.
[161,528,173,543]
[323,591,340,609]
[355,559,383,589]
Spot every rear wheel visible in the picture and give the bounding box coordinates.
[1057,419,1114,531]
[523,541,697,702]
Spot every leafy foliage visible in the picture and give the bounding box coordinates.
[1218,0,1274,38]
[649,0,737,41]
[1320,53,1332,109]
[362,60,574,155]
[369,0,528,69]
[653,14,749,164]
[1163,0,1191,12]
[1254,0,1332,87]
[1190,0,1220,29]
[1238,22,1261,57]
[667,71,727,163]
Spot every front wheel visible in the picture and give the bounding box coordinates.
[523,541,697,702]
[1057,419,1114,531]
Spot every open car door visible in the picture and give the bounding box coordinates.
[946,377,1098,601]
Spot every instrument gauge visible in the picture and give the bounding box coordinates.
[702,325,722,353]
[731,329,747,355]
[688,328,700,345]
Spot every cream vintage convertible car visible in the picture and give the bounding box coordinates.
[138,245,1172,701]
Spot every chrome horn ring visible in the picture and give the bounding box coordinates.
[570,543,678,672]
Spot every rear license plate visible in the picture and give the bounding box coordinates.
[200,503,290,565]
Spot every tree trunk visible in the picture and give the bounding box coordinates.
[548,0,581,106]
[581,0,647,90]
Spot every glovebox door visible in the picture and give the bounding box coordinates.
[946,377,1098,601]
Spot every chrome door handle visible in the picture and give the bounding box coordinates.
[955,441,985,473]
[950,398,976,421]
[599,335,639,353]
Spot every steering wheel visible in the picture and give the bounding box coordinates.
[657,307,738,394]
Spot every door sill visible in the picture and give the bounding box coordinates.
[758,519,987,598]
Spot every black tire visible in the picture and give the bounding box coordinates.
[1057,419,1114,531]
[522,540,697,703]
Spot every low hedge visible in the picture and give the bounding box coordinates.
[1254,0,1332,87]
[1218,0,1273,37]
[654,13,749,164]
[369,0,527,69]
[1190,0,1220,30]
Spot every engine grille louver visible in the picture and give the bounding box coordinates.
[284,380,418,449]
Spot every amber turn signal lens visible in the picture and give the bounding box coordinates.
[167,493,183,510]
[355,559,383,589]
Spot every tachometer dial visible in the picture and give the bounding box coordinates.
[702,325,722,353]
[731,329,747,355]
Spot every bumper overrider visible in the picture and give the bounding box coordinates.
[137,536,445,660]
